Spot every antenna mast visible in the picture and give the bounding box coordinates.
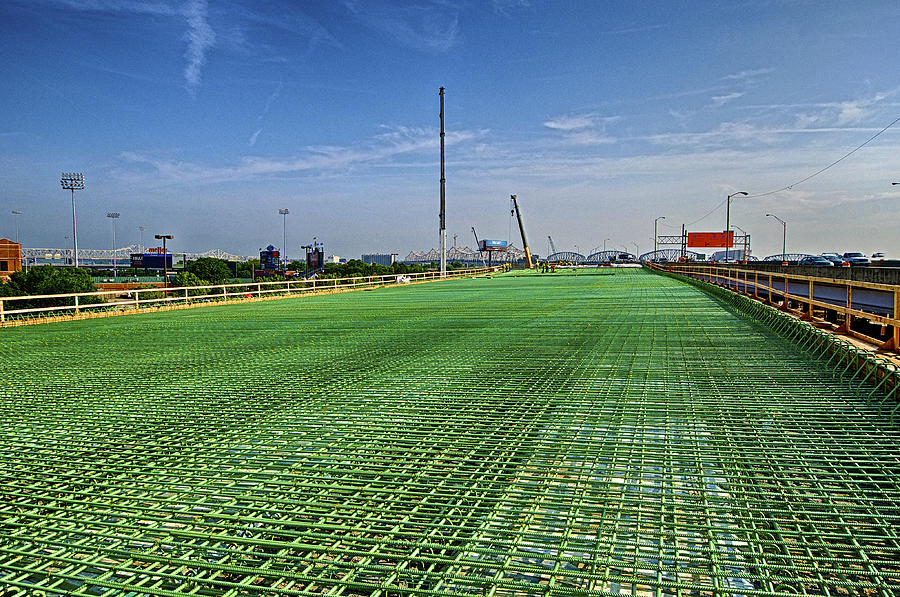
[439,87,446,276]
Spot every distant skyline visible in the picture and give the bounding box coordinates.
[2,1,899,260]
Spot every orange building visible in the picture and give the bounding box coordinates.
[0,238,22,281]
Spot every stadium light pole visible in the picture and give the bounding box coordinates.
[279,208,289,268]
[155,234,174,288]
[603,238,610,252]
[60,172,85,268]
[653,217,665,255]
[766,213,786,264]
[725,192,748,263]
[139,226,146,253]
[107,212,120,277]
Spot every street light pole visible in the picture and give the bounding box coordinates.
[653,217,665,257]
[155,234,174,288]
[107,212,120,277]
[766,213,786,264]
[279,208,289,269]
[60,172,85,268]
[725,191,748,263]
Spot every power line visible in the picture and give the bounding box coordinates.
[683,111,900,226]
[747,112,900,198]
[686,197,727,227]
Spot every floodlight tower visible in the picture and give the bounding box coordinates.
[139,226,146,252]
[107,213,120,276]
[279,208,289,268]
[60,172,85,268]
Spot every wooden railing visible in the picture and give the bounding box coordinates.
[655,263,900,352]
[0,267,493,325]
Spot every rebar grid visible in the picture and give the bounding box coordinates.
[1,268,898,597]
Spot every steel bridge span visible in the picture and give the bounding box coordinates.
[0,268,897,596]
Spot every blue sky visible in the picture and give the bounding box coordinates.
[2,0,899,260]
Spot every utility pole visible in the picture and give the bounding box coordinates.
[439,87,447,277]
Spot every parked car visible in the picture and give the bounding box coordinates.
[820,253,848,266]
[842,251,870,266]
[871,252,886,260]
[799,256,834,267]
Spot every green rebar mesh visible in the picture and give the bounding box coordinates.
[0,268,898,597]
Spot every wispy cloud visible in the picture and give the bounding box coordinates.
[53,0,178,14]
[543,113,619,145]
[37,0,215,95]
[648,122,884,149]
[601,24,667,35]
[258,82,283,120]
[544,114,596,131]
[710,92,744,107]
[721,67,774,82]
[491,0,529,16]
[183,0,215,96]
[248,129,262,147]
[341,1,459,52]
[118,125,484,185]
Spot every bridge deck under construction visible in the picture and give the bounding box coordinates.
[1,268,898,596]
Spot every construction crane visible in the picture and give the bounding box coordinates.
[510,194,534,269]
[472,227,486,266]
[548,235,557,256]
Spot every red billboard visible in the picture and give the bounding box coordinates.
[688,231,733,248]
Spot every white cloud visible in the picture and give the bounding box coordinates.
[248,129,262,147]
[183,0,215,95]
[543,113,619,145]
[543,114,596,131]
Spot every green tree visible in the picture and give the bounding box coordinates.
[185,257,232,284]
[286,259,307,272]
[237,259,259,278]
[1,266,99,310]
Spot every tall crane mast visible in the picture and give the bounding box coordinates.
[548,235,557,256]
[510,194,534,269]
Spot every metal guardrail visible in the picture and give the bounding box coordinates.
[0,267,492,324]
[657,263,900,352]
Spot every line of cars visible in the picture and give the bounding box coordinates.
[799,252,883,267]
